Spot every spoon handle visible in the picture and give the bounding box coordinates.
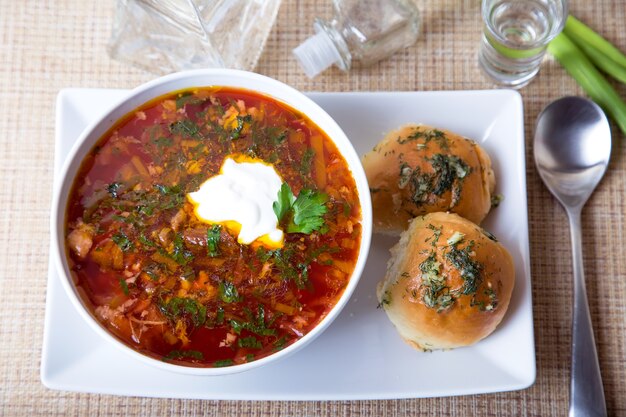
[567,209,606,417]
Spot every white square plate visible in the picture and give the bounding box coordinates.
[42,88,534,400]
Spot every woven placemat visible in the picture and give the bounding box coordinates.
[0,0,624,415]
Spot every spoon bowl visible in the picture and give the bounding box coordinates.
[535,96,611,208]
[534,96,610,417]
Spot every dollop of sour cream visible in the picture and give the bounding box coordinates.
[187,156,284,248]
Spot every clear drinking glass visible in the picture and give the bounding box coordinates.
[478,0,568,88]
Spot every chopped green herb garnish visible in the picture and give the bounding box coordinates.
[138,233,157,247]
[470,286,499,311]
[169,233,193,265]
[154,184,185,210]
[484,288,498,311]
[399,128,449,149]
[397,162,431,204]
[238,336,262,349]
[273,336,287,351]
[112,231,134,251]
[410,169,432,204]
[229,115,252,140]
[400,154,470,208]
[426,224,442,247]
[155,183,179,195]
[111,214,131,224]
[229,304,276,336]
[169,119,200,138]
[118,277,129,295]
[137,203,155,217]
[452,185,463,208]
[175,92,204,109]
[106,182,122,198]
[206,225,221,257]
[219,281,240,303]
[265,126,288,145]
[297,263,309,289]
[159,297,207,328]
[152,136,173,149]
[446,243,483,295]
[213,359,234,367]
[163,349,204,361]
[229,319,244,334]
[215,307,225,325]
[306,244,341,264]
[420,253,454,312]
[269,247,310,289]
[256,246,273,263]
[398,162,413,189]
[300,148,315,174]
[429,154,470,196]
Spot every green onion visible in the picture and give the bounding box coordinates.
[118,277,129,296]
[572,43,626,84]
[564,15,626,70]
[548,32,626,135]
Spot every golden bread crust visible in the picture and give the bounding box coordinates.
[377,212,515,350]
[362,124,494,234]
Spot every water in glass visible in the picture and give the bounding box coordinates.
[479,0,567,88]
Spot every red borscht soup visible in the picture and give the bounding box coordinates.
[65,87,362,367]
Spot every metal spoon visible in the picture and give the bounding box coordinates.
[534,96,610,417]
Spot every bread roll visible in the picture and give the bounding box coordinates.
[377,212,514,350]
[362,124,495,234]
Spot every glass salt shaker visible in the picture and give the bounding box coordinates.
[293,0,421,78]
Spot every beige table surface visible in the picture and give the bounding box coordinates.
[1,0,625,416]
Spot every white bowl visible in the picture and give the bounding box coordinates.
[50,69,372,376]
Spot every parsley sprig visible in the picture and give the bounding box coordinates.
[273,182,328,234]
[206,225,221,257]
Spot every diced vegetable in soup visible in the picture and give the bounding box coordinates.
[65,87,362,367]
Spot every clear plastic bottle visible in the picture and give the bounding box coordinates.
[108,0,282,74]
[293,0,421,78]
